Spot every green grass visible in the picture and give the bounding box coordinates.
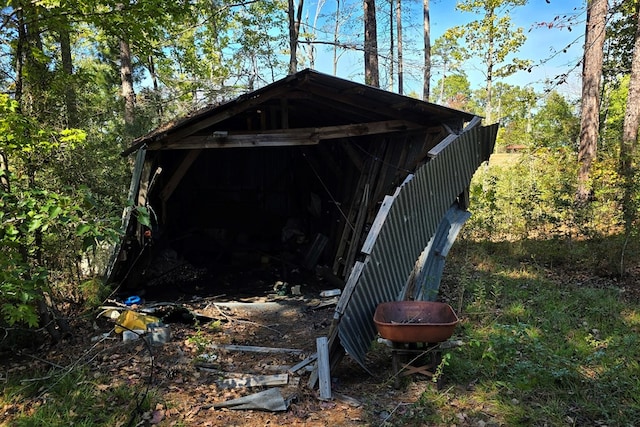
[1,367,152,426]
[488,152,523,168]
[398,238,640,426]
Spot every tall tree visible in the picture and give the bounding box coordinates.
[288,0,305,74]
[389,0,394,90]
[119,37,136,136]
[396,0,403,94]
[364,0,380,87]
[333,0,342,75]
[432,35,468,103]
[577,0,608,203]
[423,0,431,100]
[443,0,530,123]
[620,1,640,241]
[58,16,78,127]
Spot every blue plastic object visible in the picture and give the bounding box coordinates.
[124,295,142,306]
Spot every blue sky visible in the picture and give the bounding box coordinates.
[304,0,586,98]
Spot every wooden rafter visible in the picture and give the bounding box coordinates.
[147,120,424,150]
[159,150,202,202]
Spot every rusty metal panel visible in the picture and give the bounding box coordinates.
[336,123,498,369]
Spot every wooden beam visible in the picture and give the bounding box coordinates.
[165,86,292,141]
[159,150,202,202]
[287,354,318,374]
[147,120,424,150]
[207,343,305,355]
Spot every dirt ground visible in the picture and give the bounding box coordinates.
[2,279,443,427]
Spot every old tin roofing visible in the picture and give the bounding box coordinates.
[331,122,498,370]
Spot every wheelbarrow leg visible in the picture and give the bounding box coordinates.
[392,350,401,389]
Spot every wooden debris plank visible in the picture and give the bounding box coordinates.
[316,337,332,400]
[287,353,318,374]
[333,260,366,317]
[216,373,289,388]
[307,365,319,389]
[310,297,339,310]
[208,343,304,355]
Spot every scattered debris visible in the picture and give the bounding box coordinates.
[333,392,363,408]
[122,329,145,341]
[209,388,292,412]
[113,310,159,334]
[287,353,318,374]
[207,343,304,355]
[319,289,341,298]
[310,297,339,310]
[139,301,214,324]
[216,373,289,388]
[316,336,332,400]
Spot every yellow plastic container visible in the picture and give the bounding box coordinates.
[114,310,160,333]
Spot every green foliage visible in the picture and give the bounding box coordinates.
[446,0,531,78]
[78,278,112,309]
[443,0,531,121]
[0,94,120,327]
[531,91,580,149]
[604,0,639,78]
[466,141,624,243]
[433,74,479,111]
[601,75,630,156]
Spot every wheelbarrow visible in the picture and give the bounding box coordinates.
[373,301,459,343]
[373,301,459,388]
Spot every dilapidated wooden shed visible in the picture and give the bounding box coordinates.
[108,68,497,374]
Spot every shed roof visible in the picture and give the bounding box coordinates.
[123,68,476,156]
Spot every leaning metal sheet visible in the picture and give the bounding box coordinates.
[336,123,498,370]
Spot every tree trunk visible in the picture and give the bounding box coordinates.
[14,7,26,106]
[577,0,608,204]
[396,0,403,95]
[59,19,78,127]
[333,0,341,75]
[0,153,9,192]
[120,37,136,137]
[423,0,430,101]
[485,7,495,123]
[5,7,25,193]
[148,55,164,119]
[288,0,304,75]
[364,0,379,87]
[389,0,394,91]
[620,5,640,238]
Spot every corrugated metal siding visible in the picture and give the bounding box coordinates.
[335,123,498,369]
[404,205,471,301]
